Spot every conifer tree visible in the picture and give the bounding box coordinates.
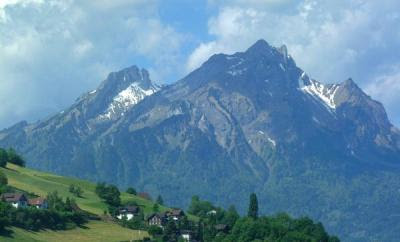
[248,193,258,219]
[156,195,164,205]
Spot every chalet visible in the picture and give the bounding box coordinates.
[28,197,48,209]
[117,206,139,220]
[147,213,168,227]
[1,193,28,208]
[166,208,185,221]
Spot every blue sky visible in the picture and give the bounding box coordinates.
[0,0,400,128]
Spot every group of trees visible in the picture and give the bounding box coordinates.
[152,195,164,213]
[69,184,84,198]
[95,182,121,215]
[184,194,340,242]
[0,171,12,195]
[0,172,7,189]
[0,148,25,167]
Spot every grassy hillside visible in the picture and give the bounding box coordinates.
[0,163,169,241]
[1,163,167,215]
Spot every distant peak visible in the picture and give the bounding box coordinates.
[246,39,272,53]
[103,65,154,91]
[341,78,362,92]
[343,78,355,86]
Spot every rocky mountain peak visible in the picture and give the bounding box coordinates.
[246,39,273,53]
[98,65,153,93]
[90,66,160,121]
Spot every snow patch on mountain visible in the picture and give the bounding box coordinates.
[267,137,276,147]
[299,72,339,110]
[226,56,246,76]
[98,82,160,120]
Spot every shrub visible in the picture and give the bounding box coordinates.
[126,187,137,195]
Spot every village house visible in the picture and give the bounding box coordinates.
[28,197,48,209]
[1,193,28,208]
[147,213,168,227]
[116,206,139,220]
[207,209,217,216]
[166,208,185,221]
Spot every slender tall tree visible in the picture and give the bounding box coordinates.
[156,195,164,205]
[248,193,258,219]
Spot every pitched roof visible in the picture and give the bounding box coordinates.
[119,206,139,214]
[168,208,185,216]
[28,197,47,206]
[1,193,27,202]
[147,212,167,220]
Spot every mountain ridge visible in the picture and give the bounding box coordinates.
[1,39,400,241]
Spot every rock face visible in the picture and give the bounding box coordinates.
[1,39,400,241]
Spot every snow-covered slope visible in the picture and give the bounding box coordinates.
[99,81,160,120]
[299,72,340,110]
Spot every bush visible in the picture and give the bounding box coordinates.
[126,187,137,195]
[0,148,8,167]
[148,225,163,237]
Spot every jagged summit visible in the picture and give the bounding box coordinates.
[95,65,155,94]
[89,66,160,120]
[246,39,272,52]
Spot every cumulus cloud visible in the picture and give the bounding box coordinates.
[188,0,400,126]
[0,0,186,128]
[366,65,400,125]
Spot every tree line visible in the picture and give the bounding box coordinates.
[174,193,340,242]
[0,148,25,167]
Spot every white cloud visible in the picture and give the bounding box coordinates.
[366,65,400,125]
[0,0,43,22]
[73,40,93,58]
[0,0,186,128]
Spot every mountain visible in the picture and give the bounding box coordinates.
[1,39,400,241]
[0,65,160,173]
